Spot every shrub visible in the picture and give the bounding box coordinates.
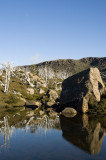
[88,92,106,114]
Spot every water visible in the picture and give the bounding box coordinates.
[0,114,106,160]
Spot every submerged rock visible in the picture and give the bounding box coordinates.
[60,68,105,113]
[62,108,77,117]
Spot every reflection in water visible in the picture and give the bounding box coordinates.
[0,114,106,157]
[0,115,60,149]
[60,114,105,155]
[0,116,15,149]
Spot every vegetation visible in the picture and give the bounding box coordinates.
[0,71,60,108]
[0,57,106,115]
[88,91,106,114]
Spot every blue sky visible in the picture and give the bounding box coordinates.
[0,0,106,66]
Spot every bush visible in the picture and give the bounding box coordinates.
[88,92,106,114]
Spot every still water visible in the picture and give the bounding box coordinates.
[0,114,106,160]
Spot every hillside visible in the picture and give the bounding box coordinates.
[20,57,106,82]
[0,57,106,114]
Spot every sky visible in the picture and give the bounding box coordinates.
[0,0,106,66]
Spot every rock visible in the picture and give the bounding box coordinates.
[32,75,44,83]
[27,88,34,95]
[39,88,45,94]
[39,110,45,116]
[35,101,42,107]
[62,108,77,117]
[60,68,105,113]
[47,101,55,106]
[27,111,35,117]
[25,101,36,106]
[20,107,25,111]
[19,97,26,103]
[47,108,58,117]
[25,101,42,108]
[47,89,59,106]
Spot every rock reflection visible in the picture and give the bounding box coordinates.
[0,113,105,155]
[60,114,105,155]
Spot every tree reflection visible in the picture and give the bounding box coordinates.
[0,116,15,149]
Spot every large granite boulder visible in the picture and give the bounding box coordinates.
[60,68,105,113]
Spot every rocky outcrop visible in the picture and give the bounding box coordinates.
[60,68,105,113]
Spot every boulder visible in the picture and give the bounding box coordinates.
[27,111,35,117]
[47,89,58,106]
[60,68,105,113]
[35,101,42,107]
[25,101,42,108]
[39,88,45,94]
[19,97,26,103]
[62,108,77,117]
[25,100,36,106]
[27,88,34,95]
[47,108,58,117]
[39,110,45,116]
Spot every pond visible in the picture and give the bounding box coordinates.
[0,114,106,160]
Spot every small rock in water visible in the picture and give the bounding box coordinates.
[62,107,77,117]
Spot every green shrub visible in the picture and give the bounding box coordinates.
[88,92,106,114]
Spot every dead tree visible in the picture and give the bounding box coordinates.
[25,70,34,87]
[38,66,48,86]
[1,62,14,93]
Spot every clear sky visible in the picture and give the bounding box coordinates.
[0,0,106,66]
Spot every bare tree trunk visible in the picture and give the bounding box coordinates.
[25,71,34,87]
[1,62,14,93]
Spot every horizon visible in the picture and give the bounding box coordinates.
[0,56,106,68]
[16,56,106,67]
[0,0,106,66]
